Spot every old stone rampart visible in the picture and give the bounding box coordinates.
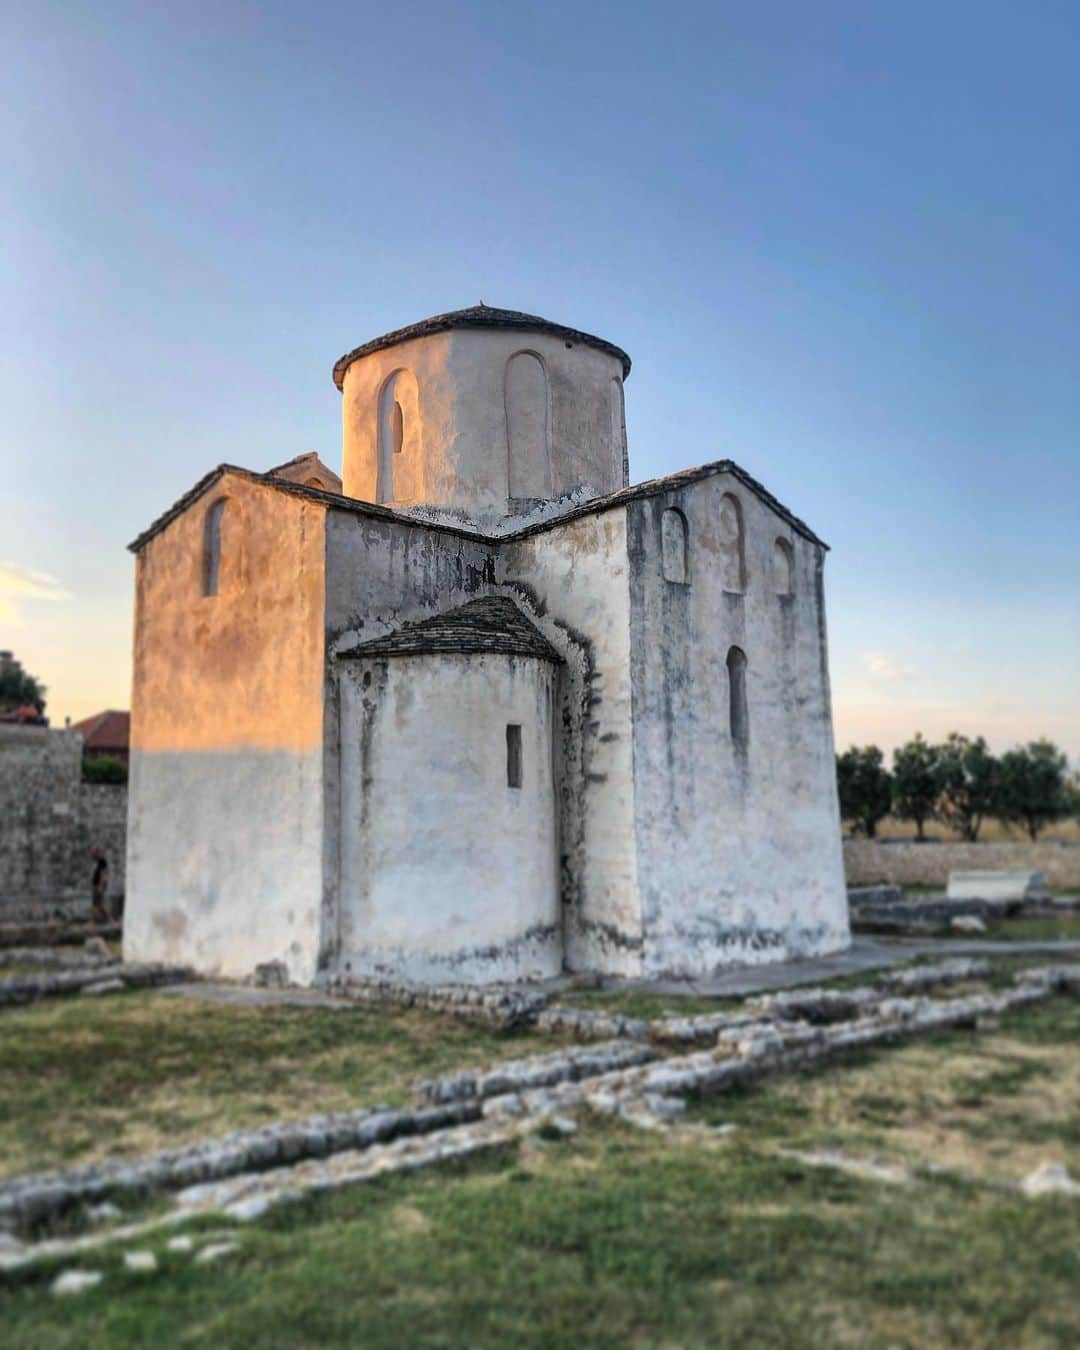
[0,725,127,919]
[843,839,1080,891]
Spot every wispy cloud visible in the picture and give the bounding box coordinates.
[861,650,917,685]
[0,561,71,626]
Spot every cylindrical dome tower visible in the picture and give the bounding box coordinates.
[333,305,631,516]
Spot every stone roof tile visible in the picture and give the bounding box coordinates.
[332,304,632,389]
[342,597,561,662]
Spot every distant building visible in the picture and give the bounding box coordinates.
[71,710,131,765]
[125,304,849,986]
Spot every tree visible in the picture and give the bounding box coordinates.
[1068,772,1080,823]
[0,664,45,712]
[82,755,128,785]
[836,745,893,838]
[891,733,942,840]
[937,733,999,841]
[997,740,1069,841]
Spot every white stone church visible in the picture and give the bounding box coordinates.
[124,305,849,985]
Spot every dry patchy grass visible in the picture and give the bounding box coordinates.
[2,997,1079,1347]
[854,816,1080,843]
[693,995,1080,1186]
[0,991,565,1177]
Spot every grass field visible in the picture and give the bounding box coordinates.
[2,995,1078,1347]
[850,817,1080,843]
[985,914,1080,943]
[0,993,564,1177]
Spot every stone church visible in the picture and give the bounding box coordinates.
[124,305,849,985]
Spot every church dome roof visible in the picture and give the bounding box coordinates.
[332,304,632,390]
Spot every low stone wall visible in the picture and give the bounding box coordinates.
[0,725,127,918]
[843,839,1080,891]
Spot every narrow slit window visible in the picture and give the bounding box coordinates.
[203,497,227,597]
[506,723,523,788]
[726,646,748,745]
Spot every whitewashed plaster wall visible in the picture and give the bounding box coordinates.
[336,653,560,983]
[340,328,627,514]
[125,474,327,983]
[499,512,641,976]
[321,508,499,971]
[626,473,849,975]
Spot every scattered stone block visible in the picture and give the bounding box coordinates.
[1020,1162,1080,1199]
[52,1269,103,1296]
[950,915,987,935]
[123,1250,157,1272]
[225,1195,272,1223]
[81,979,125,997]
[166,1235,194,1253]
[947,870,1048,904]
[194,1241,239,1264]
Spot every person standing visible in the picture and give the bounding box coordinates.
[90,848,109,924]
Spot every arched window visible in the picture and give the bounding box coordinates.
[773,538,794,596]
[610,377,628,486]
[377,369,412,504]
[202,497,228,597]
[726,646,748,745]
[305,476,326,490]
[718,493,745,593]
[661,508,689,584]
[505,351,552,499]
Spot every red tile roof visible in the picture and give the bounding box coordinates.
[71,710,130,753]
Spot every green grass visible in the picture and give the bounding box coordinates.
[0,992,564,1177]
[4,1000,1080,1347]
[984,914,1080,943]
[4,976,1080,1345]
[691,995,1080,1173]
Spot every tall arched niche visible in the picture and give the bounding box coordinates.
[201,494,243,597]
[773,537,794,596]
[661,507,689,584]
[718,493,746,594]
[376,368,421,505]
[505,351,552,500]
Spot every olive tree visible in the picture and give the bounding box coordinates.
[836,745,893,838]
[997,740,1069,841]
[937,733,999,842]
[891,733,942,841]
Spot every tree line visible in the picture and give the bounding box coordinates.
[837,734,1079,842]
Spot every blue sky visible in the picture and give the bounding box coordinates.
[2,1,1077,757]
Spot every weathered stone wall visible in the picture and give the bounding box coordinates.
[844,839,1080,891]
[322,507,499,975]
[125,471,327,983]
[336,652,561,983]
[341,327,627,515]
[627,472,849,976]
[500,511,642,977]
[0,725,127,919]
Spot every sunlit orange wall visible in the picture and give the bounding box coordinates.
[130,475,326,754]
